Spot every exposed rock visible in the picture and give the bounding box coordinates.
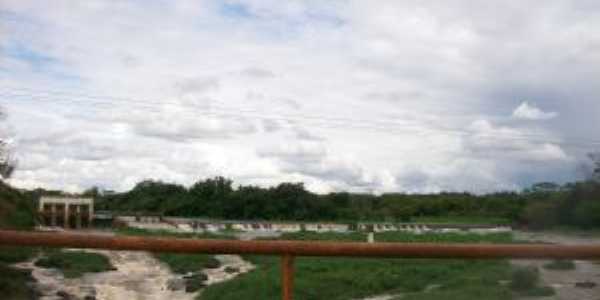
[79,285,96,296]
[167,278,186,291]
[203,255,255,286]
[203,258,221,269]
[16,248,254,300]
[183,272,208,281]
[56,290,74,299]
[575,281,597,289]
[184,273,207,293]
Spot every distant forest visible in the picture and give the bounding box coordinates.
[14,153,600,230]
[83,174,600,230]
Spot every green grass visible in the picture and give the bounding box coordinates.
[399,286,512,300]
[279,231,367,242]
[411,216,511,225]
[200,232,515,300]
[376,231,513,244]
[117,226,228,274]
[543,259,576,270]
[0,246,38,264]
[35,250,114,278]
[155,253,220,274]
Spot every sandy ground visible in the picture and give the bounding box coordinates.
[513,231,600,300]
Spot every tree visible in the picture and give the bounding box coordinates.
[0,108,16,179]
[521,201,559,230]
[588,152,600,182]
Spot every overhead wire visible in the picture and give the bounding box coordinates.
[1,86,600,150]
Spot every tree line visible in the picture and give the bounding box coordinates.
[90,153,600,229]
[93,177,523,222]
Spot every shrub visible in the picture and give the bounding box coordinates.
[521,202,559,230]
[0,265,35,300]
[510,266,539,291]
[543,260,575,270]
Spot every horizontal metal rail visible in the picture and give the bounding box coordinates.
[3,229,600,300]
[1,230,600,259]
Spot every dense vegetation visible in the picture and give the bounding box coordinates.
[201,231,517,300]
[95,173,600,230]
[0,181,39,299]
[0,181,37,230]
[96,177,523,223]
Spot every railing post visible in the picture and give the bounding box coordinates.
[281,254,295,300]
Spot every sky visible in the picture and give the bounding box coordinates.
[1,0,600,194]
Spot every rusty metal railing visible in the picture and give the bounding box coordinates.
[2,230,600,300]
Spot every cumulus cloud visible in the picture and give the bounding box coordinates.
[512,101,558,120]
[175,78,220,95]
[464,119,570,162]
[240,67,275,79]
[1,0,598,193]
[257,141,393,193]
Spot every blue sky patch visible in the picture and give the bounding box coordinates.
[219,2,254,19]
[4,43,56,69]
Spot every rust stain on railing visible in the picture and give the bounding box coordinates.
[2,229,600,300]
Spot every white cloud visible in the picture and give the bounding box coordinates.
[1,0,598,193]
[465,119,570,162]
[512,101,558,120]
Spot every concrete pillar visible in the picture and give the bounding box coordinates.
[367,232,375,243]
[88,204,93,228]
[50,204,57,227]
[75,205,82,229]
[64,204,70,228]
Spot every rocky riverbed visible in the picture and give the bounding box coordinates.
[513,231,600,300]
[14,249,254,300]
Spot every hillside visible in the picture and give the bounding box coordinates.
[0,181,38,299]
[0,181,37,230]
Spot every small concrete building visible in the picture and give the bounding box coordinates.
[39,197,94,229]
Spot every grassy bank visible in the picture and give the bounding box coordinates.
[35,250,114,278]
[201,231,515,300]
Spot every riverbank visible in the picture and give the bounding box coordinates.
[512,231,600,300]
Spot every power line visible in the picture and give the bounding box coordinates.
[1,86,600,149]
